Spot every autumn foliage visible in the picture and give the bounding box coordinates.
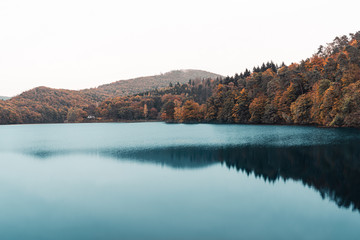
[1,31,360,127]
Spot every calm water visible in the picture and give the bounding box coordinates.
[0,122,359,240]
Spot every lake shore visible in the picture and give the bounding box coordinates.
[1,119,358,129]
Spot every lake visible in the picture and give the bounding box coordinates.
[0,122,359,240]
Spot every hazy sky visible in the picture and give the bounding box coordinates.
[0,0,359,96]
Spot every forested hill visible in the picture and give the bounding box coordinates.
[0,70,222,124]
[0,31,359,127]
[96,31,360,128]
[0,87,97,124]
[0,96,10,100]
[81,69,223,100]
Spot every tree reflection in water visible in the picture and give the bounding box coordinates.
[26,138,360,213]
[103,141,360,212]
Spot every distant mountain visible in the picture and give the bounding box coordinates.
[81,69,223,100]
[0,96,10,100]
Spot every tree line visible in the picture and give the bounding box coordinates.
[159,31,360,127]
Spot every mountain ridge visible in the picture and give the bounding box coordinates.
[80,69,223,100]
[12,69,222,101]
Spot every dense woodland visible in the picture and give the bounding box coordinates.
[1,32,360,127]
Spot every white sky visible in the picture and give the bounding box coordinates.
[0,0,359,96]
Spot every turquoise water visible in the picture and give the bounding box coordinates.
[0,123,359,239]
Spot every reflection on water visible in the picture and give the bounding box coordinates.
[25,136,360,212]
[0,123,359,239]
[94,142,360,212]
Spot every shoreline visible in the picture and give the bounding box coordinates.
[0,120,358,129]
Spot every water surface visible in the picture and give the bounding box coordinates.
[0,123,359,239]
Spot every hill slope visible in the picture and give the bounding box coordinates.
[81,69,222,100]
[0,69,222,124]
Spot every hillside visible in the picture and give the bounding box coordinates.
[12,87,97,107]
[0,70,222,124]
[0,87,98,124]
[0,96,10,100]
[81,69,223,100]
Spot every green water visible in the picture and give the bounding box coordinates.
[0,123,359,239]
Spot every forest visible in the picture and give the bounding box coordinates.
[0,31,359,127]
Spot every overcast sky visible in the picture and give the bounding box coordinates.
[0,0,359,96]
